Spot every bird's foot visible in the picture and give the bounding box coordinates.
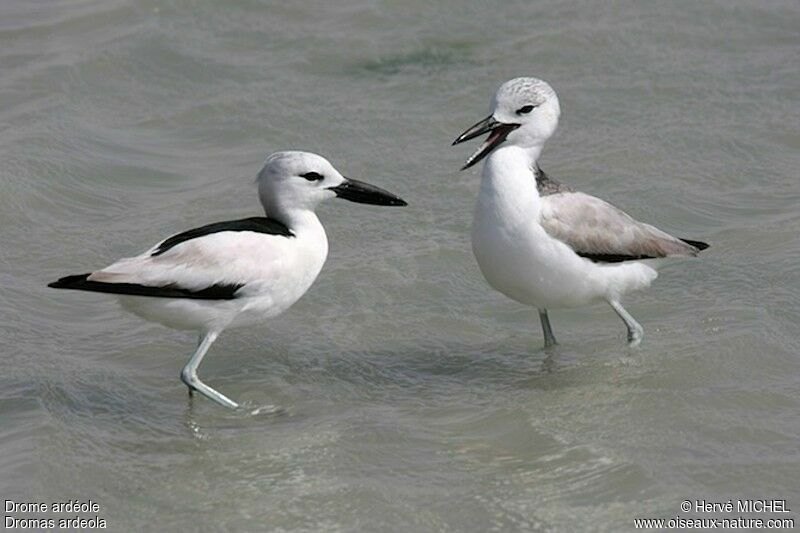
[627,327,644,347]
[181,371,238,409]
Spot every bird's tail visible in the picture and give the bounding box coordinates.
[48,273,92,289]
[679,239,710,251]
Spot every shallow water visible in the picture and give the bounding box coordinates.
[2,0,799,531]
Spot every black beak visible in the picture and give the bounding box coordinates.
[452,115,519,170]
[329,178,407,206]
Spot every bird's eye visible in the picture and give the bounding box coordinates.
[516,105,536,115]
[301,172,324,181]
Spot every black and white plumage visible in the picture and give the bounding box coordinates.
[453,77,708,346]
[49,151,406,408]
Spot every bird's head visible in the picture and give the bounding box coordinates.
[257,151,407,213]
[453,77,560,170]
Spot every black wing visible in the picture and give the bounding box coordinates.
[152,216,293,256]
[48,274,243,300]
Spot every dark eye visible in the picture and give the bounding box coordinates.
[301,172,324,181]
[516,105,536,115]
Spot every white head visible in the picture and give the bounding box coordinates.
[452,77,561,169]
[257,151,406,217]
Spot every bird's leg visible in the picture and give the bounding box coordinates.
[607,299,644,347]
[538,308,558,347]
[180,331,238,409]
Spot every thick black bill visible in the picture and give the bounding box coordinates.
[452,115,500,145]
[452,115,519,170]
[329,178,407,206]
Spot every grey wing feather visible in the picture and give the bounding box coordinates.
[540,191,701,261]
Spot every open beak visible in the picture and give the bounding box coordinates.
[329,178,407,206]
[452,115,519,170]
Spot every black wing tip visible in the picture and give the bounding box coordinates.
[48,273,91,289]
[681,239,710,251]
[48,272,242,300]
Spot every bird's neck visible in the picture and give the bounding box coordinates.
[489,142,543,169]
[266,206,324,238]
[479,144,544,220]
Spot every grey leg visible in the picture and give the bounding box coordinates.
[180,331,239,409]
[607,299,644,346]
[538,308,558,347]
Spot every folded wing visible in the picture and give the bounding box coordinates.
[540,192,707,263]
[49,219,294,299]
